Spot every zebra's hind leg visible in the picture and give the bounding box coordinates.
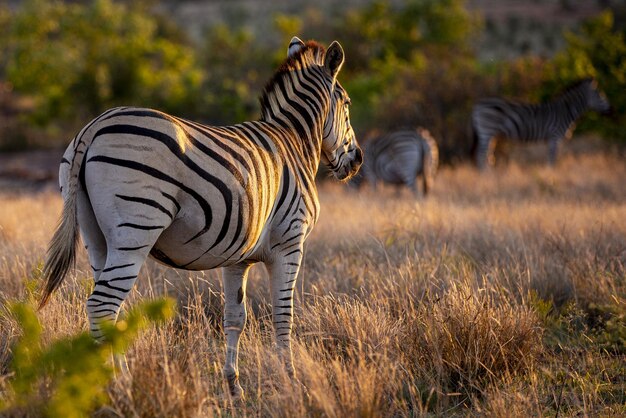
[77,191,107,282]
[422,173,433,197]
[221,262,252,399]
[405,173,421,198]
[76,192,127,368]
[486,136,498,168]
[86,243,156,374]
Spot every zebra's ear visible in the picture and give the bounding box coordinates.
[324,41,345,80]
[288,36,305,58]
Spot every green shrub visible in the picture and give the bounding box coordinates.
[200,24,274,124]
[547,11,626,142]
[2,0,202,126]
[1,298,175,417]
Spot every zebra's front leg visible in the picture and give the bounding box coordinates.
[548,137,562,166]
[407,180,419,198]
[476,134,496,169]
[267,241,304,378]
[222,262,252,399]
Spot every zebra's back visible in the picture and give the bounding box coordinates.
[473,98,549,142]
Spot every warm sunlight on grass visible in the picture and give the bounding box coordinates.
[0,149,624,416]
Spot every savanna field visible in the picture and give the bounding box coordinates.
[0,140,624,417]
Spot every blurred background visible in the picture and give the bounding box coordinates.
[0,0,624,168]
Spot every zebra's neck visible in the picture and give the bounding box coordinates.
[259,76,329,177]
[549,85,589,127]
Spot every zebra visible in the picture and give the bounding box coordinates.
[472,78,610,169]
[352,128,438,196]
[39,37,362,399]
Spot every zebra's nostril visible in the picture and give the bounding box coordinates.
[354,148,363,165]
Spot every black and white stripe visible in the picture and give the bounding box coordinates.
[40,37,362,399]
[354,128,438,196]
[472,78,610,168]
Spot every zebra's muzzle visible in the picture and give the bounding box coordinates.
[352,147,363,167]
[335,147,363,181]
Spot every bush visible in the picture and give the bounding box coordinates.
[200,24,274,124]
[546,10,626,142]
[2,0,202,126]
[1,298,175,417]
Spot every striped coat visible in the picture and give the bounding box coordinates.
[355,128,438,196]
[472,78,610,168]
[40,37,362,399]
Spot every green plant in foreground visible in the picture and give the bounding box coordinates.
[1,298,175,417]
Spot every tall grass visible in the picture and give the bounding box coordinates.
[0,144,624,416]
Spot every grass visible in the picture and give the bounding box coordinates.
[0,143,624,416]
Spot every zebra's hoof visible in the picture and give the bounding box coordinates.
[229,383,245,401]
[224,369,244,401]
[295,377,310,401]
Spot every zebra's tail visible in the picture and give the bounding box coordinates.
[39,108,122,309]
[419,128,438,196]
[39,120,106,309]
[39,180,79,309]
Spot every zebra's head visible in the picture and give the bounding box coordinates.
[585,78,611,114]
[322,78,363,181]
[288,38,363,181]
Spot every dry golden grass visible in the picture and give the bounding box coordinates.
[0,145,625,417]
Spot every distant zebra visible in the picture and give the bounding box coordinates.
[39,37,362,399]
[472,78,610,168]
[353,128,438,196]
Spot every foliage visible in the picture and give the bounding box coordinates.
[337,0,478,74]
[0,0,624,155]
[285,0,484,161]
[200,24,273,123]
[2,0,202,125]
[547,11,626,141]
[1,298,175,417]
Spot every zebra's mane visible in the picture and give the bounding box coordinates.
[259,41,327,119]
[555,78,593,98]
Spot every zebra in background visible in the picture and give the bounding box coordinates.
[472,78,610,169]
[39,37,362,399]
[353,128,438,196]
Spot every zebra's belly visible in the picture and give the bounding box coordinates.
[150,216,262,271]
[380,165,418,184]
[148,243,239,270]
